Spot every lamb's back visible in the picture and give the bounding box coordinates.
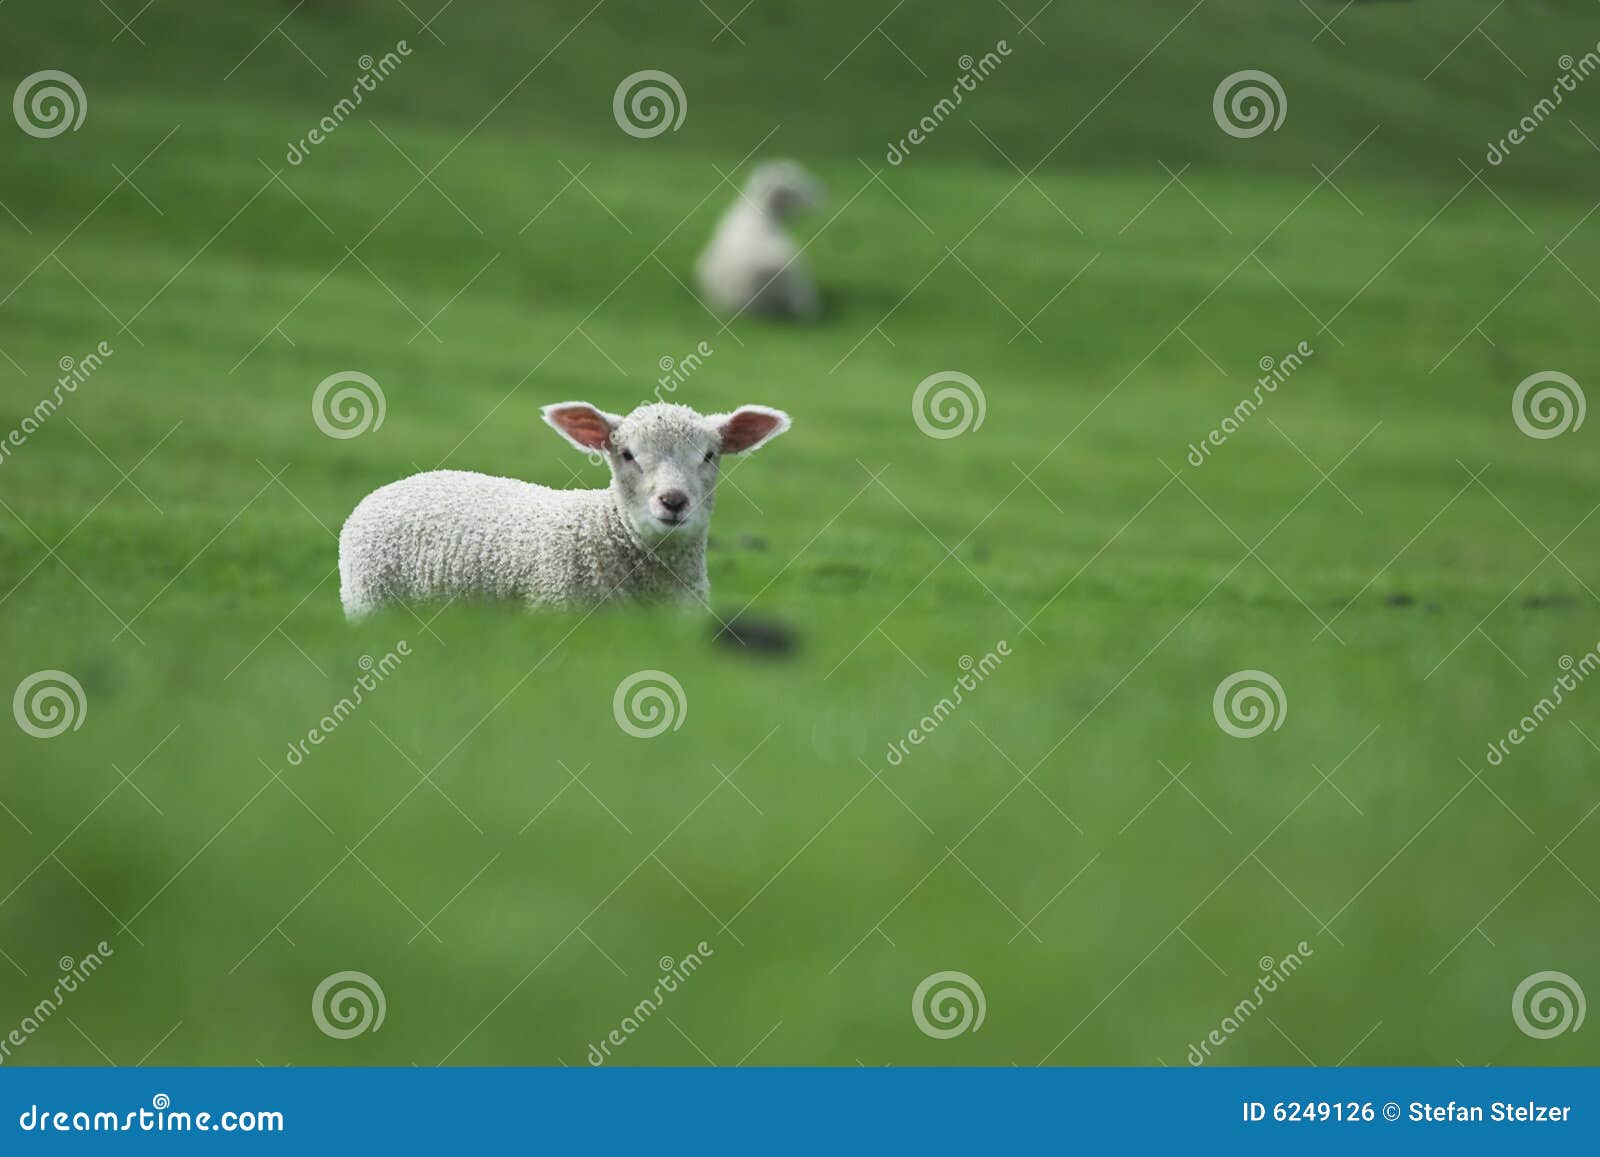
[340,470,619,609]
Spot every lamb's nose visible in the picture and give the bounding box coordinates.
[658,489,689,514]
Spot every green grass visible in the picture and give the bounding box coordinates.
[1,0,1598,1067]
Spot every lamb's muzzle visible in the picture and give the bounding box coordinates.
[337,401,790,619]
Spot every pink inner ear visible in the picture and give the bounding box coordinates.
[719,409,782,453]
[549,406,612,450]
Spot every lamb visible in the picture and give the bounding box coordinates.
[694,160,825,320]
[337,401,790,619]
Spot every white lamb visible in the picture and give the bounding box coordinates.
[337,401,790,619]
[695,160,825,320]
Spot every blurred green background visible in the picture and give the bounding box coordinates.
[1,0,1597,1066]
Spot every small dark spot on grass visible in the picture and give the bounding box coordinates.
[738,533,769,552]
[1385,592,1415,607]
[807,562,868,594]
[1522,594,1576,611]
[712,614,798,657]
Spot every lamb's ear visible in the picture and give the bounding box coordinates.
[714,405,790,455]
[543,402,621,452]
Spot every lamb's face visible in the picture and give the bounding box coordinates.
[748,161,824,220]
[609,406,723,541]
[542,401,791,546]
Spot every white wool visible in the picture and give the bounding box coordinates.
[694,160,824,320]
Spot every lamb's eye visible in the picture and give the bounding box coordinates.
[703,450,716,463]
[619,449,634,463]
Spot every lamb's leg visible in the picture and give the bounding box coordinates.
[751,266,821,320]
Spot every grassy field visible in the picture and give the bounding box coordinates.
[1,0,1598,1067]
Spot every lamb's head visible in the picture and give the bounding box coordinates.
[747,160,824,220]
[542,401,790,544]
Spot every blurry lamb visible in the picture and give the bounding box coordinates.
[695,160,825,320]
